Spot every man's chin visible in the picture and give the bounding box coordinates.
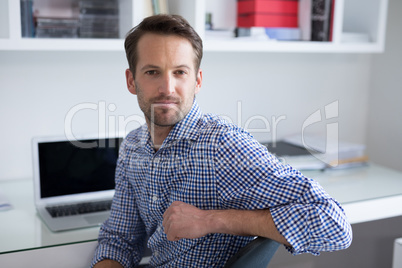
[150,115,181,127]
[149,109,184,124]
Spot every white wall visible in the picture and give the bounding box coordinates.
[367,0,402,172]
[0,49,373,181]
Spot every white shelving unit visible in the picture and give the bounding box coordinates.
[203,0,389,53]
[0,0,389,53]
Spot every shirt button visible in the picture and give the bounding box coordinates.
[154,251,159,257]
[152,195,158,202]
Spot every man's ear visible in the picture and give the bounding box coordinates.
[195,68,202,94]
[125,68,136,95]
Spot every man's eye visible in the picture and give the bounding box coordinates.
[146,70,158,75]
[175,70,186,75]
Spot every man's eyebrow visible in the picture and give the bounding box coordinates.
[140,64,192,71]
[140,64,160,71]
[174,64,191,70]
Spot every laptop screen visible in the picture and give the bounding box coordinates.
[37,138,122,198]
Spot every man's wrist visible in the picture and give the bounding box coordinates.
[205,209,255,236]
[93,259,123,268]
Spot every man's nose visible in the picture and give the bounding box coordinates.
[158,73,175,95]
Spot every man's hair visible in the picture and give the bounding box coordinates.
[124,14,203,78]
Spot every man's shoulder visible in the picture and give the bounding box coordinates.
[121,125,148,148]
[198,113,251,139]
[126,124,145,137]
[199,113,233,131]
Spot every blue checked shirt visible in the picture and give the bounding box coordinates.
[92,101,352,267]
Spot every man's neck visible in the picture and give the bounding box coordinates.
[147,122,174,151]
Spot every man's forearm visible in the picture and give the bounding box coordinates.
[205,208,290,246]
[163,201,290,246]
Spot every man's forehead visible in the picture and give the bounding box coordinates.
[136,33,197,69]
[138,33,191,49]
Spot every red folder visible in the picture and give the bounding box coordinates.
[237,0,299,28]
[237,0,298,14]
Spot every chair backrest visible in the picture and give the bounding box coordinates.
[224,237,280,268]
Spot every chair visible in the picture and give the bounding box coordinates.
[224,237,280,268]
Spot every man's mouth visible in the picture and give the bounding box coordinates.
[152,98,180,108]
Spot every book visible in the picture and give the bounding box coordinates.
[237,0,299,14]
[329,0,336,41]
[299,0,312,41]
[36,28,79,38]
[265,28,301,41]
[144,0,153,17]
[235,27,301,41]
[78,0,119,39]
[205,29,235,40]
[151,0,159,15]
[36,17,80,28]
[311,0,334,41]
[234,27,271,41]
[158,0,169,14]
[237,0,298,28]
[35,17,80,38]
[237,13,298,28]
[151,0,168,15]
[283,134,369,169]
[20,0,35,38]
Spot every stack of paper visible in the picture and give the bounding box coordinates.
[263,140,326,170]
[263,133,369,171]
[283,134,368,170]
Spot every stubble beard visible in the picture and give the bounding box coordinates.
[135,81,193,128]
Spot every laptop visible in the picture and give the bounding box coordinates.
[32,135,123,232]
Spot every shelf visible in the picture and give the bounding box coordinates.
[201,0,388,53]
[203,39,385,53]
[0,0,389,53]
[0,38,384,53]
[0,38,125,51]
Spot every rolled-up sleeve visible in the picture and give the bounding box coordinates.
[215,128,352,255]
[91,140,147,267]
[270,189,352,255]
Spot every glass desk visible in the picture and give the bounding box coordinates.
[1,163,402,265]
[0,178,100,254]
[304,164,402,224]
[305,164,402,204]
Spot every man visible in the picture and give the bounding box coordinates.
[92,14,352,268]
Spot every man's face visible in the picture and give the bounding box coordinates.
[126,33,202,128]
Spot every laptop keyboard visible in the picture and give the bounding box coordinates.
[46,200,112,218]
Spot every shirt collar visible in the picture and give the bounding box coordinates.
[164,100,202,143]
[140,100,202,151]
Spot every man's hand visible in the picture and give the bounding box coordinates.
[93,259,123,268]
[162,201,212,241]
